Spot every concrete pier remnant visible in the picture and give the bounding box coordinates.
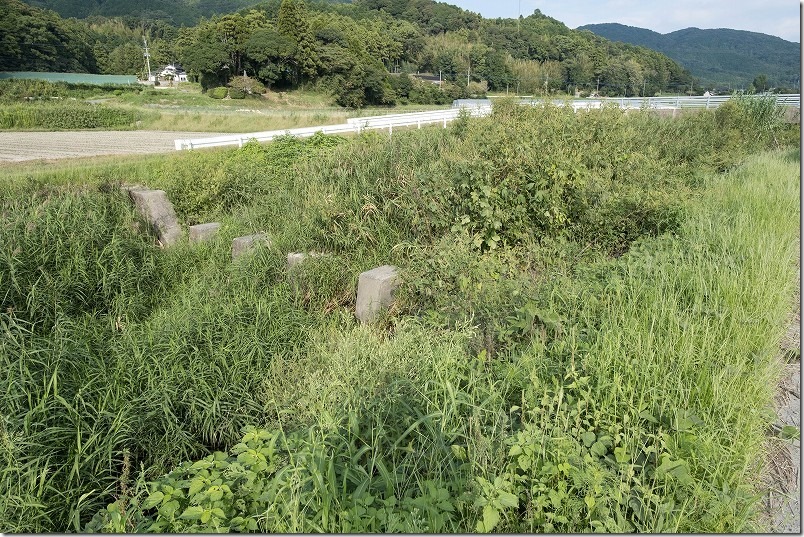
[189,222,222,243]
[286,251,326,269]
[232,233,271,260]
[127,189,182,247]
[355,265,401,323]
[287,252,308,268]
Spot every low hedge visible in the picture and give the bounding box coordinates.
[0,102,140,129]
[208,87,228,99]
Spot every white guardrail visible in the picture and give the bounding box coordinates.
[174,107,491,150]
[174,94,800,151]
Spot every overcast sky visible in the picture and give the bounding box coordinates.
[447,0,801,43]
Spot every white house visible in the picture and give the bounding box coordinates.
[149,64,187,83]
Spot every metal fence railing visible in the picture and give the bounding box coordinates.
[175,94,799,151]
[174,107,492,150]
[598,93,800,109]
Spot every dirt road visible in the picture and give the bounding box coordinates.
[0,131,229,162]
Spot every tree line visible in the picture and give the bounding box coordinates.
[0,0,699,106]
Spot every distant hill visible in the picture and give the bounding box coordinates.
[22,0,270,25]
[578,23,800,89]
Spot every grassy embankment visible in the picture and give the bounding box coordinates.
[0,79,447,132]
[0,97,799,532]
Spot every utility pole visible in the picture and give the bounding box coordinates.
[467,59,470,87]
[143,37,152,81]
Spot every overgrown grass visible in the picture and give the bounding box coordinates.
[0,79,448,133]
[0,97,798,532]
[0,102,145,130]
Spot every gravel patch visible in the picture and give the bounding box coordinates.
[764,247,801,533]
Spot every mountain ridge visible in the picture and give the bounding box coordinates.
[578,22,800,89]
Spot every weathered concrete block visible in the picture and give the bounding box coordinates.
[120,184,146,194]
[232,233,271,260]
[286,251,326,269]
[287,252,308,268]
[355,265,401,323]
[128,189,182,247]
[189,222,221,243]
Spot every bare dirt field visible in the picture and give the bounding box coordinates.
[0,131,229,162]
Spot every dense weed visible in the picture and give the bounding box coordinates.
[0,96,798,532]
[0,188,163,330]
[0,102,143,129]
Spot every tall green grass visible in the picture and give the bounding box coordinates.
[85,149,797,533]
[0,102,144,130]
[501,149,800,532]
[0,98,798,532]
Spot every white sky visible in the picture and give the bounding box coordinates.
[447,0,801,43]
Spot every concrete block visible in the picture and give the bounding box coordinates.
[232,233,271,260]
[286,251,326,269]
[128,189,182,247]
[355,265,401,323]
[287,252,308,268]
[189,222,221,243]
[120,184,146,194]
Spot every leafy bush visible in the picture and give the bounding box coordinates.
[715,93,787,153]
[86,424,464,533]
[403,79,462,105]
[208,86,228,99]
[228,87,246,99]
[467,80,488,97]
[303,101,692,256]
[228,75,265,95]
[401,234,544,356]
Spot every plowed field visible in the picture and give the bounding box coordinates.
[0,131,229,162]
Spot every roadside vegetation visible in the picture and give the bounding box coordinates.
[0,79,449,132]
[0,96,799,532]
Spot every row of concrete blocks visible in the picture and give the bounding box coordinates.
[123,186,400,323]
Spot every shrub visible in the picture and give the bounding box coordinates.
[208,86,228,99]
[467,80,488,97]
[228,75,265,95]
[228,87,246,99]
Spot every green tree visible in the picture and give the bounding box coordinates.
[107,42,145,76]
[276,0,320,84]
[176,23,230,89]
[751,73,768,92]
[0,0,96,72]
[244,27,295,88]
[328,49,394,107]
[477,49,513,91]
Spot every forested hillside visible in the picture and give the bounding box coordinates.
[20,0,269,25]
[4,0,698,105]
[579,23,800,90]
